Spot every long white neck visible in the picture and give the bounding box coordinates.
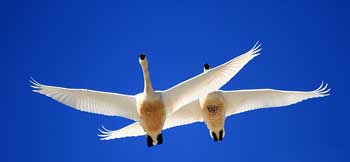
[141,62,154,95]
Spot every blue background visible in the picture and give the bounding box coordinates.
[2,0,349,161]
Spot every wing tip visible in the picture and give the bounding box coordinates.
[250,41,262,56]
[97,125,117,140]
[29,77,42,92]
[313,81,331,96]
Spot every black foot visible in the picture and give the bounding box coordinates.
[211,132,219,142]
[218,130,224,141]
[147,135,154,147]
[157,134,163,145]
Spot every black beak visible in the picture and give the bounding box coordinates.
[204,63,210,70]
[139,54,146,60]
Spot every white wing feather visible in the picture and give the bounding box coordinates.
[162,42,261,114]
[30,79,139,121]
[98,123,145,140]
[163,100,203,129]
[224,82,330,116]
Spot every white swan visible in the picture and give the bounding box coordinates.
[99,64,330,141]
[31,42,261,147]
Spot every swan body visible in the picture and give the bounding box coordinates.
[31,43,261,147]
[199,64,226,141]
[136,92,166,145]
[199,91,226,141]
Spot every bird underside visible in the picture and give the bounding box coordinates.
[137,98,166,147]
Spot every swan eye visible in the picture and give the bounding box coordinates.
[139,54,146,60]
[204,64,210,70]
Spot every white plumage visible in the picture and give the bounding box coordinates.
[31,42,261,146]
[99,82,330,140]
[162,43,260,114]
[225,82,330,116]
[30,79,139,120]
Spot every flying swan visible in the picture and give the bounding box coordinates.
[98,64,330,141]
[31,42,261,147]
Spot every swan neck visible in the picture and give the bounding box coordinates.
[141,63,154,94]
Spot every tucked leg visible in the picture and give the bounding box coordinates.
[157,134,163,145]
[211,132,219,142]
[146,135,154,147]
[218,129,224,141]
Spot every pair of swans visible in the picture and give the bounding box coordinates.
[31,42,330,147]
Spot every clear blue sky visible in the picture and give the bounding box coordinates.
[2,0,349,161]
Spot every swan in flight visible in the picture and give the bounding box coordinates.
[31,43,261,147]
[98,64,330,141]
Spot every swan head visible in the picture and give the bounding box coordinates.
[139,53,148,67]
[203,63,210,72]
[139,54,146,60]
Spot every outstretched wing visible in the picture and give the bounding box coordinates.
[31,79,139,121]
[162,42,261,114]
[224,82,330,116]
[99,100,203,140]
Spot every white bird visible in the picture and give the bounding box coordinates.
[31,42,261,147]
[99,64,330,141]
